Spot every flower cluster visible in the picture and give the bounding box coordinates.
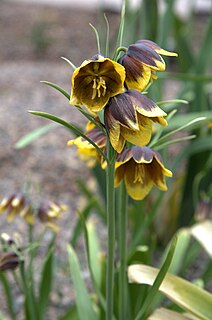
[69,40,177,200]
[0,193,68,232]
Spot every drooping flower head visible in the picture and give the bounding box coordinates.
[0,252,20,272]
[37,201,68,233]
[67,120,107,167]
[118,39,177,91]
[70,55,126,113]
[104,89,167,153]
[115,146,172,200]
[0,193,34,224]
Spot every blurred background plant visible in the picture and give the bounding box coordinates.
[0,0,211,319]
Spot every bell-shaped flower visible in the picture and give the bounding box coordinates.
[37,201,68,233]
[0,252,20,272]
[70,55,126,113]
[0,193,34,224]
[67,120,107,167]
[104,89,167,153]
[118,39,177,91]
[115,146,172,200]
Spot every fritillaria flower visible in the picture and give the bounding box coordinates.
[115,146,172,200]
[104,89,167,153]
[67,121,107,167]
[70,54,126,113]
[0,193,34,224]
[0,252,19,271]
[118,39,177,91]
[37,201,68,232]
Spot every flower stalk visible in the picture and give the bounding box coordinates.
[118,181,128,320]
[106,137,116,320]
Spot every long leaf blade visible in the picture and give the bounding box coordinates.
[38,239,54,319]
[134,236,177,319]
[67,245,97,320]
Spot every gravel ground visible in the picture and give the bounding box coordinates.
[0,2,115,318]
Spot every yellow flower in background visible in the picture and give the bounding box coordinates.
[115,146,172,200]
[104,90,167,153]
[70,55,126,113]
[118,39,177,91]
[0,193,34,224]
[37,201,68,233]
[68,121,107,167]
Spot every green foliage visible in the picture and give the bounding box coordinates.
[1,0,212,319]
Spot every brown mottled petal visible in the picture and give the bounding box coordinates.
[136,40,178,57]
[108,94,139,130]
[132,146,154,163]
[104,108,124,153]
[86,128,106,148]
[0,253,19,271]
[146,158,168,191]
[114,164,126,187]
[127,90,167,118]
[153,152,173,177]
[151,116,167,126]
[120,55,152,91]
[0,194,16,212]
[120,115,152,147]
[116,147,133,164]
[127,44,162,70]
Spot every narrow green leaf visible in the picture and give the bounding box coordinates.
[79,216,109,317]
[128,265,212,320]
[70,198,96,247]
[134,237,178,319]
[89,23,101,54]
[164,111,212,131]
[168,229,191,275]
[40,81,70,100]
[38,239,55,319]
[173,136,212,168]
[152,117,206,148]
[14,123,58,149]
[29,111,107,161]
[156,99,188,110]
[87,221,102,289]
[117,0,126,47]
[67,245,97,320]
[0,272,16,319]
[61,56,76,70]
[159,72,212,82]
[154,135,196,151]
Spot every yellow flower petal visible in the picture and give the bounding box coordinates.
[70,57,125,113]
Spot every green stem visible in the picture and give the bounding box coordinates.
[106,139,116,320]
[20,261,37,320]
[118,182,128,320]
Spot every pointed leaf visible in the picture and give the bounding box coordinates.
[38,239,54,319]
[134,237,177,319]
[67,245,97,320]
[40,81,70,100]
[29,111,107,160]
[128,264,212,320]
[14,123,58,149]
